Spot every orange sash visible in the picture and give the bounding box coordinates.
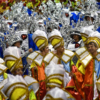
[66,59,94,100]
[31,62,46,100]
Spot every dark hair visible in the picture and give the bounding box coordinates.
[71,35,82,40]
[12,41,22,46]
[85,16,94,21]
[88,42,97,47]
[40,47,46,52]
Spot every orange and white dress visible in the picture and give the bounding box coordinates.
[27,51,46,100]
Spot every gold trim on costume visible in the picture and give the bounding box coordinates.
[49,35,64,49]
[0,91,7,99]
[0,79,8,90]
[49,35,62,42]
[81,33,88,38]
[53,38,64,49]
[60,49,75,64]
[46,84,61,88]
[46,78,63,84]
[44,49,75,65]
[27,51,44,67]
[5,82,27,95]
[34,54,43,66]
[63,89,76,99]
[96,53,100,61]
[43,52,55,64]
[46,94,64,100]
[0,68,6,75]
[9,86,29,100]
[87,37,100,48]
[33,36,48,50]
[4,55,18,60]
[4,55,23,73]
[27,82,38,87]
[46,74,64,81]
[75,47,93,68]
[0,62,5,65]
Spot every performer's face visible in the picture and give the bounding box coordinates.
[86,16,91,21]
[87,43,98,55]
[44,46,49,54]
[86,16,94,22]
[73,35,79,42]
[57,45,64,53]
[15,68,23,76]
[14,41,21,48]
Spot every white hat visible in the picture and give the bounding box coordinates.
[24,75,39,93]
[4,47,23,73]
[70,29,82,40]
[32,30,48,50]
[80,25,94,44]
[2,74,29,100]
[7,34,22,46]
[43,87,75,100]
[48,29,64,49]
[87,31,100,48]
[45,61,65,88]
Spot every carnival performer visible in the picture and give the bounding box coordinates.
[45,61,70,90]
[27,29,49,100]
[2,74,34,100]
[67,28,84,64]
[43,29,82,99]
[42,61,75,100]
[7,34,33,58]
[66,31,100,100]
[0,58,8,100]
[44,29,76,72]
[7,34,33,75]
[67,29,84,52]
[4,46,39,100]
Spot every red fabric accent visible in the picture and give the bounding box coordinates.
[66,88,82,100]
[36,81,46,100]
[31,62,46,100]
[75,43,80,48]
[66,59,94,100]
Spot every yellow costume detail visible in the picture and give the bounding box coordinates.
[49,79,62,85]
[11,88,28,100]
[76,60,85,74]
